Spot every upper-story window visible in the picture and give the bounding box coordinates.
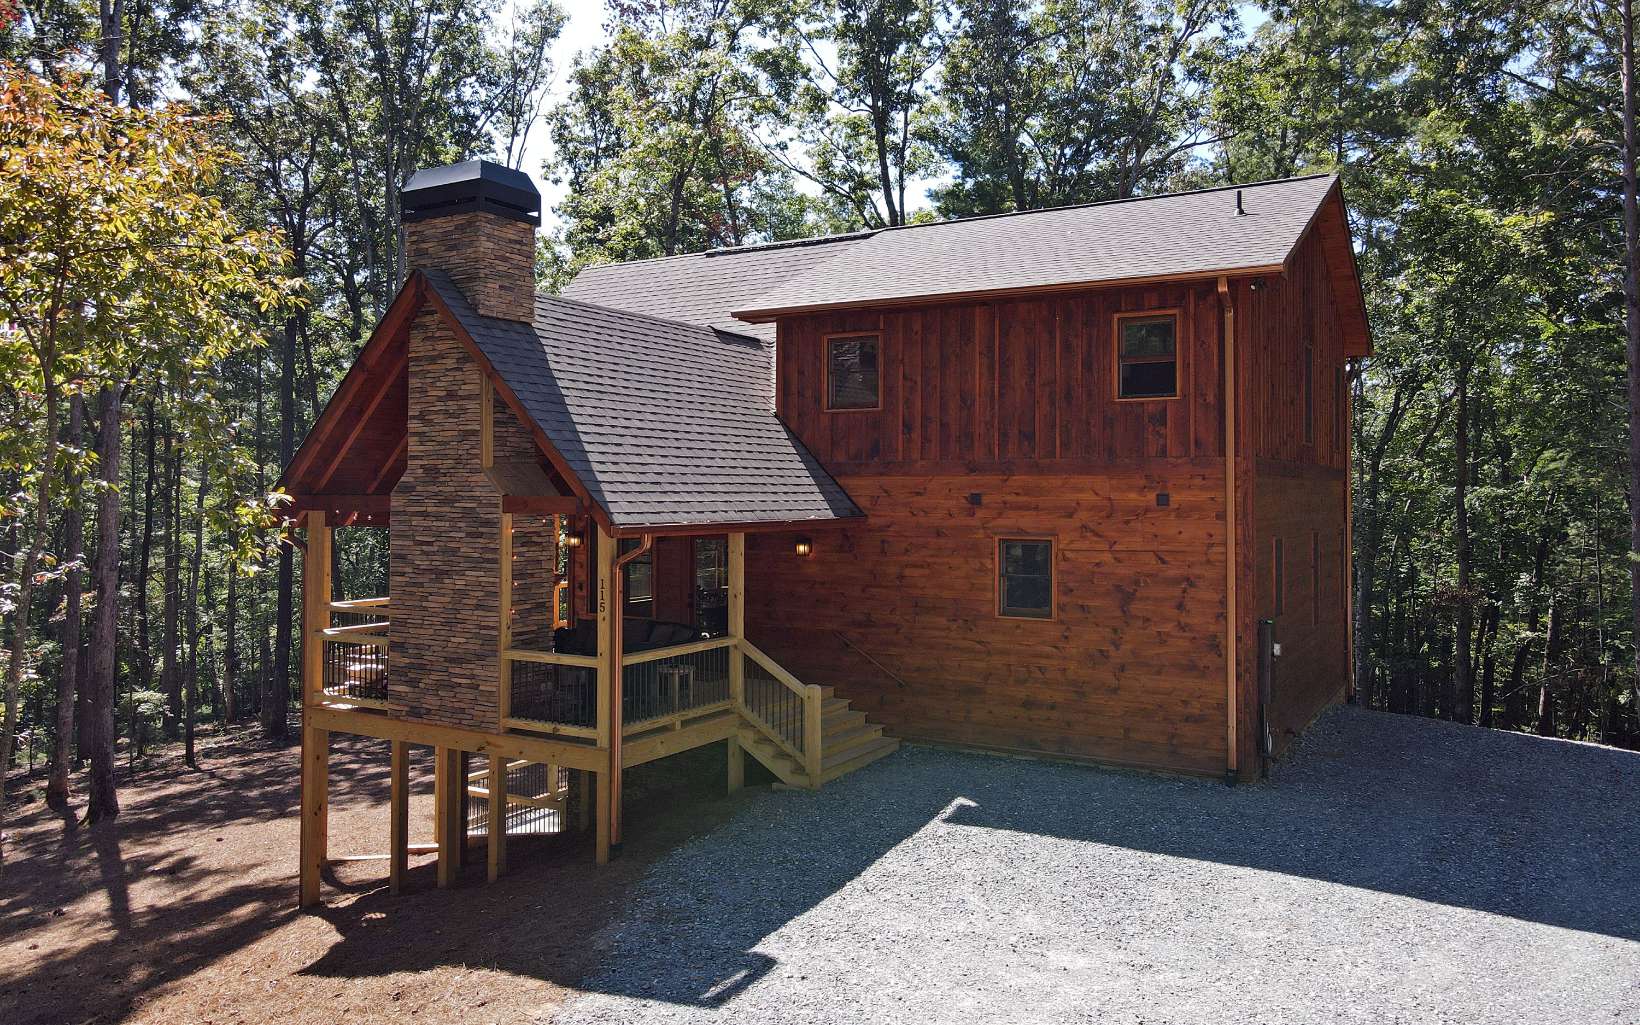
[1115,311,1180,400]
[826,332,881,410]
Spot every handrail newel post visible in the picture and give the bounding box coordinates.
[803,684,823,786]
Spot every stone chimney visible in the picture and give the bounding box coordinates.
[401,159,540,323]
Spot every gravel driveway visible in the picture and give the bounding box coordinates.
[544,706,1640,1025]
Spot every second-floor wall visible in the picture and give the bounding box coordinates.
[772,227,1352,476]
[775,278,1226,473]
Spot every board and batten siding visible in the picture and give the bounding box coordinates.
[752,279,1237,774]
[1242,228,1355,753]
[775,281,1225,470]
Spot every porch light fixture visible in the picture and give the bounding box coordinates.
[794,538,813,557]
[564,532,584,548]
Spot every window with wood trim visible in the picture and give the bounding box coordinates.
[1273,537,1285,617]
[1115,311,1179,399]
[1303,343,1315,445]
[825,332,881,410]
[619,538,654,617]
[997,538,1054,620]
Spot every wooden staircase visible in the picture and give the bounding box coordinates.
[738,685,900,788]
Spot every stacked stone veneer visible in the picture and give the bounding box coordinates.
[491,380,558,650]
[404,211,537,322]
[388,309,505,729]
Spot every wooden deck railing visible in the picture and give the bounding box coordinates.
[502,649,600,739]
[317,598,390,707]
[621,637,734,733]
[738,640,824,780]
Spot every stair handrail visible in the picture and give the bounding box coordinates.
[737,640,823,778]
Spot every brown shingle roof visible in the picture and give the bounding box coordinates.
[424,270,861,530]
[559,233,872,342]
[733,175,1340,320]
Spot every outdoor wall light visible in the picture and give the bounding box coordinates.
[564,533,584,548]
[794,538,813,557]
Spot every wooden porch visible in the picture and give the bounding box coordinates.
[295,511,896,908]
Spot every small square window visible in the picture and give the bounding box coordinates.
[1116,312,1179,399]
[826,333,880,410]
[998,539,1054,620]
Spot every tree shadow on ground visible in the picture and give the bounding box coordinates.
[311,706,1640,1012]
[6,707,1636,1022]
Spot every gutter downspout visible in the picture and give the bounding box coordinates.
[1219,275,1240,782]
[609,532,653,849]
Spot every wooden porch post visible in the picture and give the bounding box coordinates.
[594,525,616,864]
[435,746,463,887]
[498,510,513,725]
[298,510,331,909]
[389,739,409,895]
[727,533,746,792]
[487,753,508,881]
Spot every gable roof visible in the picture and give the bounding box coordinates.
[563,174,1370,357]
[560,233,869,343]
[422,271,860,531]
[733,175,1341,320]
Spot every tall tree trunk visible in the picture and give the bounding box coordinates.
[1,347,62,859]
[86,385,124,823]
[135,405,155,706]
[161,427,181,739]
[1621,0,1640,738]
[1453,362,1473,724]
[264,317,298,742]
[224,555,239,723]
[47,394,86,809]
[184,461,204,768]
[1477,603,1499,729]
[1536,600,1562,737]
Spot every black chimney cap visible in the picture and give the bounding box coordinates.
[401,159,541,225]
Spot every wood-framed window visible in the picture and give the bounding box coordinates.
[619,538,654,618]
[824,332,881,410]
[1114,309,1180,400]
[996,538,1055,620]
[1272,537,1285,617]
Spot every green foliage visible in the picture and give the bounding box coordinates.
[546,0,816,272]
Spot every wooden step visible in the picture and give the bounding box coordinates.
[822,706,866,733]
[821,721,883,758]
[738,728,808,787]
[819,736,900,783]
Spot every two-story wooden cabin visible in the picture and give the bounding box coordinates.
[281,160,1370,906]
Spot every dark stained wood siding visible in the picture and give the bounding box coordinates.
[777,280,1224,472]
[744,470,1229,774]
[1254,469,1349,750]
[1244,229,1349,471]
[1242,227,1354,753]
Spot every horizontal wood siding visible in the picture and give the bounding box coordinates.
[744,469,1229,774]
[778,281,1224,472]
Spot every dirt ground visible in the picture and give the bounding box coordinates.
[0,723,743,1025]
